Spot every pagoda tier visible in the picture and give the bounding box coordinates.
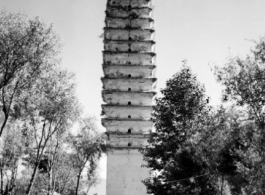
[103,52,156,65]
[106,7,153,18]
[104,40,155,52]
[102,91,156,105]
[107,134,150,148]
[103,65,156,78]
[102,78,156,91]
[105,29,155,41]
[106,17,154,29]
[102,119,153,133]
[102,105,153,120]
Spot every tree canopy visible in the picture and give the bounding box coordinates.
[142,66,219,195]
[143,36,265,195]
[0,11,104,195]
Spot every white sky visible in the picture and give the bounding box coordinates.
[1,0,265,194]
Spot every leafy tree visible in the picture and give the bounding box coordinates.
[143,66,219,195]
[0,11,105,195]
[20,67,81,195]
[0,122,24,195]
[31,131,68,195]
[200,106,258,195]
[67,116,105,195]
[214,36,265,194]
[31,149,79,195]
[0,11,60,137]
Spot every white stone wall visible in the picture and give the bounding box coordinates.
[107,150,149,195]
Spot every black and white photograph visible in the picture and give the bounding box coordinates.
[1,0,265,194]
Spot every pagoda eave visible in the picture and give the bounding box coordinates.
[107,0,153,8]
[106,7,153,18]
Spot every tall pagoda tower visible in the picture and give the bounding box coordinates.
[101,0,156,195]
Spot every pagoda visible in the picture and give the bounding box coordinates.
[101,0,156,194]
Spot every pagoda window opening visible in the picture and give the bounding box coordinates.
[128,74,132,78]
[128,115,131,118]
[128,88,132,91]
[129,37,132,41]
[128,129,132,134]
[128,143,132,147]
[128,101,132,105]
[128,48,131,52]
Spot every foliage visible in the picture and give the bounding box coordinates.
[142,63,261,195]
[214,35,265,194]
[0,11,60,137]
[67,116,105,195]
[0,122,25,195]
[0,11,100,195]
[21,66,81,195]
[143,66,220,195]
[0,10,105,195]
[31,151,79,195]
[0,11,59,90]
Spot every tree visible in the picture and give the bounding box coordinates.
[67,116,104,195]
[142,66,219,195]
[0,11,88,195]
[0,121,24,195]
[214,36,265,194]
[199,106,257,195]
[0,11,60,137]
[21,67,81,195]
[31,146,80,195]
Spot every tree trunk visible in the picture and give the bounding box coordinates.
[1,168,3,195]
[25,163,39,195]
[0,112,9,137]
[8,168,17,195]
[26,122,47,195]
[48,168,53,195]
[220,176,224,195]
[75,169,83,195]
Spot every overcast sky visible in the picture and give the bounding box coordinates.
[1,0,265,194]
